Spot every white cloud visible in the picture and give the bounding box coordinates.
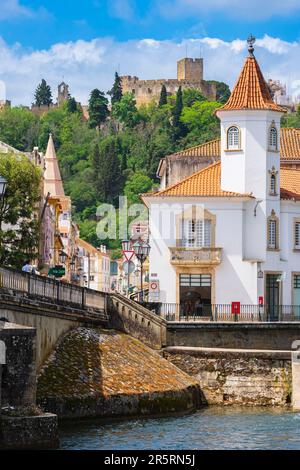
[158,0,300,20]
[0,0,34,20]
[0,34,300,106]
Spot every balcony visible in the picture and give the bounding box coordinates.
[169,247,222,266]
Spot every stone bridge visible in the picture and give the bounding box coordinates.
[0,267,108,367]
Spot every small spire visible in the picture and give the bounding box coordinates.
[247,34,256,58]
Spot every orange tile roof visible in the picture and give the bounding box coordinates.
[146,161,300,201]
[218,56,286,113]
[165,128,300,162]
[148,162,252,198]
[168,139,221,159]
[280,128,300,161]
[280,168,300,201]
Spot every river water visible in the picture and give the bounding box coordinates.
[60,407,300,450]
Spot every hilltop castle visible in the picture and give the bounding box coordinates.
[121,57,217,107]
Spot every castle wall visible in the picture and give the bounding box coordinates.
[121,77,216,107]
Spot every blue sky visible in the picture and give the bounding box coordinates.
[0,0,300,105]
[2,0,300,47]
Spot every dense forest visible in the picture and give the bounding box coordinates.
[0,75,299,256]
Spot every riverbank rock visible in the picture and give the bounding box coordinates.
[37,328,202,419]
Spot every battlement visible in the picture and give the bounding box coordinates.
[120,57,214,107]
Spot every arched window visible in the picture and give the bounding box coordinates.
[227,126,240,150]
[269,126,278,151]
[267,210,279,250]
[270,174,276,195]
[269,166,278,196]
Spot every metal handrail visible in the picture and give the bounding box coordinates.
[0,266,107,312]
[156,303,300,322]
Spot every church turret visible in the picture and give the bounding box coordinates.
[43,133,65,197]
[216,35,286,199]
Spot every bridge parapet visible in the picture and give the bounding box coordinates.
[0,267,107,314]
[109,293,167,350]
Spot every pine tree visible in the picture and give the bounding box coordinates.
[159,84,167,106]
[172,86,186,140]
[98,137,123,205]
[88,89,109,129]
[92,143,101,180]
[34,79,53,107]
[108,72,123,106]
[66,96,78,113]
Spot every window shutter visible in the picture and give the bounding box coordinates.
[204,220,212,247]
[295,222,300,249]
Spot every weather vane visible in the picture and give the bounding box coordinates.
[247,34,256,57]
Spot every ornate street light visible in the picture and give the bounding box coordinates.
[59,251,67,265]
[121,239,131,252]
[0,176,7,198]
[133,240,150,303]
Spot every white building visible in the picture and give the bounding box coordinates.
[142,39,300,319]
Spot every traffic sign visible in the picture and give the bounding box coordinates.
[123,251,135,262]
[48,266,66,278]
[122,261,135,275]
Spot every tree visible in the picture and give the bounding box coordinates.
[0,152,41,267]
[159,85,168,106]
[205,80,231,104]
[124,173,154,204]
[97,137,123,205]
[66,96,78,114]
[88,89,109,129]
[181,100,220,146]
[34,79,53,107]
[108,72,123,106]
[171,86,186,140]
[183,88,206,107]
[0,107,39,151]
[112,93,138,128]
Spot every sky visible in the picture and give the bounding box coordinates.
[1,0,300,105]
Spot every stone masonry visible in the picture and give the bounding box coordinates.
[121,57,216,107]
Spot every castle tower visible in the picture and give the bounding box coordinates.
[57,82,69,106]
[177,58,203,82]
[43,133,65,197]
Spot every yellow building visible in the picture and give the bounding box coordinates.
[77,239,111,292]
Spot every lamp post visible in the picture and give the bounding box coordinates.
[122,240,133,298]
[133,239,150,303]
[59,251,67,265]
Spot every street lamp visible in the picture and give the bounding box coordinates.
[133,240,150,303]
[0,176,7,197]
[121,239,131,252]
[59,251,67,265]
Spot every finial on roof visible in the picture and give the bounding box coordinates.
[247,34,256,57]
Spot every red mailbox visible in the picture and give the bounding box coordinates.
[231,302,241,315]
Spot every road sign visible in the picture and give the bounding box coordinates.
[149,279,160,302]
[48,266,66,278]
[231,302,241,315]
[122,261,135,275]
[123,251,135,262]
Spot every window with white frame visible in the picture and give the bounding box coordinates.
[295,221,300,249]
[269,126,278,151]
[181,219,212,248]
[227,126,240,150]
[268,218,277,249]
